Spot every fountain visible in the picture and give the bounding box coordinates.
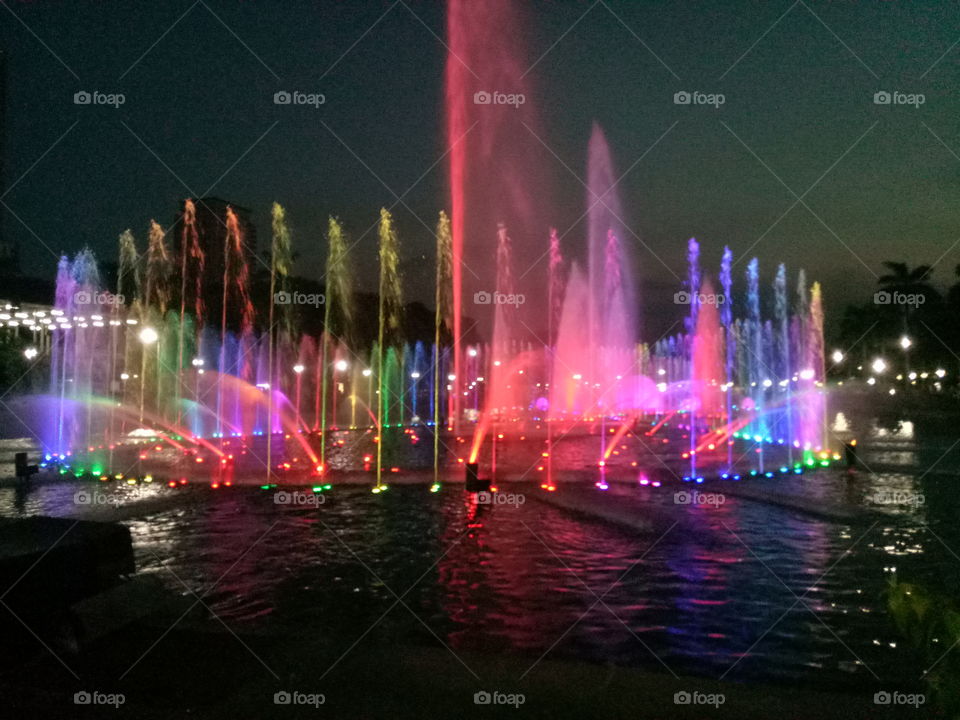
[3,0,844,498]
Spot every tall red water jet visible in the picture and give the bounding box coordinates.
[445,0,546,428]
[691,278,724,419]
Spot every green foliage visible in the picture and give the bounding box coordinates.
[887,579,960,717]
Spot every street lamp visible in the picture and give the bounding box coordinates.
[899,335,912,375]
[332,359,348,427]
[138,327,159,423]
[831,350,844,364]
[23,347,38,360]
[293,364,305,430]
[871,358,887,375]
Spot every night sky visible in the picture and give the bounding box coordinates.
[2,0,959,320]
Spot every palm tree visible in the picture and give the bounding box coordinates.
[948,264,960,309]
[878,261,938,299]
[876,262,940,350]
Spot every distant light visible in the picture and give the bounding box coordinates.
[362,368,372,377]
[908,371,917,381]
[867,377,876,386]
[799,368,815,381]
[293,363,305,374]
[191,357,204,367]
[889,388,896,395]
[139,327,159,344]
[936,368,946,378]
[493,360,501,367]
[447,373,456,381]
[23,347,38,360]
[831,350,844,364]
[410,371,421,379]
[657,368,666,376]
[572,373,582,380]
[120,372,130,380]
[467,348,478,357]
[334,359,348,372]
[899,335,912,350]
[871,358,887,374]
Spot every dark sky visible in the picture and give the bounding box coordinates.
[2,0,959,321]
